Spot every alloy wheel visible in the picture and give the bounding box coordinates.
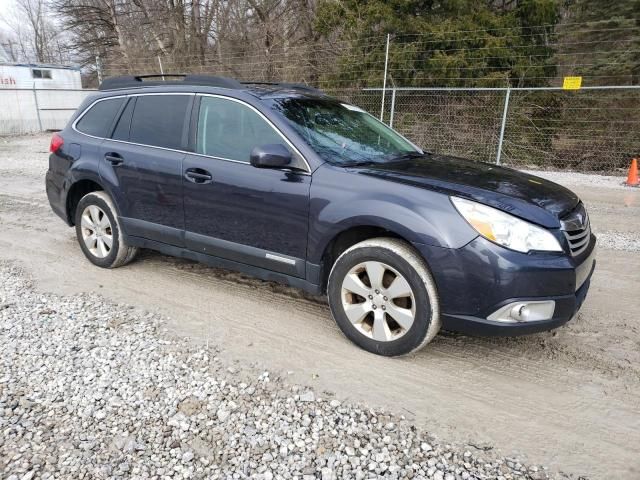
[340,261,416,342]
[80,205,113,259]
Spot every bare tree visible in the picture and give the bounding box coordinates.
[51,0,321,80]
[0,32,20,61]
[8,0,57,62]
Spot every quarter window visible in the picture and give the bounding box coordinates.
[75,97,125,138]
[197,96,286,162]
[129,95,191,149]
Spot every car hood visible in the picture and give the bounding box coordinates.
[352,154,579,228]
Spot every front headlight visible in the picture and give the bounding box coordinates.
[451,197,562,253]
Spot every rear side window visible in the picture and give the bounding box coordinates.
[129,95,190,149]
[196,96,286,162]
[75,97,124,137]
[111,98,135,141]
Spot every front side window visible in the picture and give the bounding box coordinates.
[129,95,191,149]
[75,97,125,138]
[196,96,286,162]
[267,98,420,165]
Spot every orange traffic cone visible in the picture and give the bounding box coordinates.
[626,158,639,187]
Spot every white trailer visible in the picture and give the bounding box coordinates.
[0,62,82,89]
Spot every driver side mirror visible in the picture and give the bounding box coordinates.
[250,144,292,169]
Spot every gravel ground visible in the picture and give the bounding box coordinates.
[0,262,553,480]
[593,231,640,252]
[522,169,636,190]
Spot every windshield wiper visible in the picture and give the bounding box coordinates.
[341,152,425,167]
[383,151,425,162]
[340,159,382,167]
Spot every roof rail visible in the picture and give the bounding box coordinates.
[242,81,324,95]
[98,74,326,96]
[98,74,244,91]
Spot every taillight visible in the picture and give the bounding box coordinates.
[50,133,64,153]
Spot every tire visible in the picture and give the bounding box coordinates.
[327,237,440,356]
[74,191,138,268]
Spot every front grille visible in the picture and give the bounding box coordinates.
[560,203,591,257]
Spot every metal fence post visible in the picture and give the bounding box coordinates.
[95,55,103,84]
[380,33,390,121]
[158,56,165,80]
[389,87,397,128]
[32,82,43,132]
[495,87,511,165]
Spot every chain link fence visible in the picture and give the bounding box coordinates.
[328,86,640,173]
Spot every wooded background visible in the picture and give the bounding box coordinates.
[1,0,638,89]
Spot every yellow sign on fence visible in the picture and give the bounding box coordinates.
[563,76,582,90]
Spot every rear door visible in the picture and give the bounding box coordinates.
[99,93,193,246]
[182,94,311,277]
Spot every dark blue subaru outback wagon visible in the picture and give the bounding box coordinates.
[46,75,596,356]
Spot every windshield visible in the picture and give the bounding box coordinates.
[267,97,421,165]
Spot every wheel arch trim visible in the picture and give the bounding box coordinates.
[64,174,119,225]
[312,222,422,293]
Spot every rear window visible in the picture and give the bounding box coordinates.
[75,97,124,137]
[129,95,191,149]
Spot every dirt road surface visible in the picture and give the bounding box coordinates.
[1,134,639,479]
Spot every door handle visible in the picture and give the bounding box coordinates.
[105,153,123,166]
[184,168,213,184]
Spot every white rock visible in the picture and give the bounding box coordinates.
[182,451,194,463]
[299,391,315,402]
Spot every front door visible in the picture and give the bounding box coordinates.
[183,95,311,277]
[99,94,193,246]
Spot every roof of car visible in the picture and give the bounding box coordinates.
[98,74,326,99]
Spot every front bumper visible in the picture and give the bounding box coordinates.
[414,235,596,336]
[440,265,594,336]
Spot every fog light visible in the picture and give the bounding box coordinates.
[487,301,555,323]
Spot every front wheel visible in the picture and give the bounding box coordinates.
[327,238,440,356]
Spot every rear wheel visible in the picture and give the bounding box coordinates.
[327,238,440,356]
[75,191,138,268]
